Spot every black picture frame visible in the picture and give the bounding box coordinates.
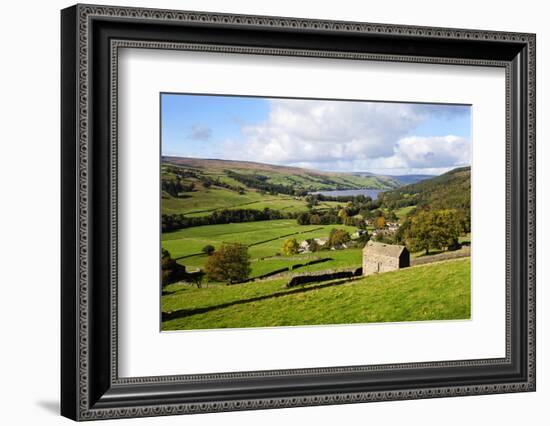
[61,4,536,421]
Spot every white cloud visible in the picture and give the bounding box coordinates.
[369,135,471,171]
[222,99,470,174]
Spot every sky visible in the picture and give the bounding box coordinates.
[161,93,471,176]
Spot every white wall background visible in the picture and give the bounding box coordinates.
[0,0,546,424]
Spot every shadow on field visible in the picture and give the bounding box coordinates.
[162,277,360,322]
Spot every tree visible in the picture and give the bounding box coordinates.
[309,214,321,225]
[201,244,215,256]
[374,216,386,229]
[337,208,349,223]
[386,209,398,222]
[373,230,394,244]
[297,212,311,225]
[405,209,464,255]
[185,270,205,288]
[405,211,433,254]
[393,219,409,245]
[328,228,351,248]
[360,208,374,220]
[437,209,463,249]
[204,243,251,284]
[160,249,187,287]
[281,238,299,256]
[305,194,319,209]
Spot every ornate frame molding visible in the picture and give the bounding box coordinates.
[61,4,536,421]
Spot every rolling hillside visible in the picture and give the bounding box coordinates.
[379,166,471,212]
[390,174,435,185]
[161,156,443,218]
[349,171,434,186]
[162,156,403,191]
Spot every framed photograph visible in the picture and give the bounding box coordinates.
[61,4,536,421]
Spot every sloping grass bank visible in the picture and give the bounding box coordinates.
[162,257,470,330]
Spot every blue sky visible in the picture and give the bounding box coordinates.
[161,93,471,175]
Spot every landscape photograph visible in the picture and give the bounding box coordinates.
[160,94,472,331]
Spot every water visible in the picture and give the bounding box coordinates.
[309,189,384,199]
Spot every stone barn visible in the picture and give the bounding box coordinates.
[362,241,410,276]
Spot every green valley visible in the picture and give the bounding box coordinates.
[160,156,471,330]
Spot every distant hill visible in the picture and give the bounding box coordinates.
[379,166,471,212]
[162,156,401,191]
[389,174,435,185]
[343,171,433,186]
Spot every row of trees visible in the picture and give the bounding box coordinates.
[225,170,298,196]
[296,208,366,228]
[296,210,339,226]
[161,179,195,197]
[297,192,400,230]
[199,176,243,193]
[162,208,295,232]
[162,165,244,197]
[306,193,381,209]
[225,171,373,197]
[296,207,394,229]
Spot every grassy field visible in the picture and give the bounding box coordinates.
[162,257,471,330]
[162,187,343,217]
[394,205,416,220]
[162,219,360,276]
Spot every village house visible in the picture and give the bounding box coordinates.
[386,221,401,233]
[299,240,311,252]
[299,237,328,253]
[352,229,368,239]
[362,241,410,276]
[314,237,328,247]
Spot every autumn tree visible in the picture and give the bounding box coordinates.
[374,216,386,229]
[281,238,300,256]
[204,242,251,284]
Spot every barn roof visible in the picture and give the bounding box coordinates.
[363,241,407,258]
